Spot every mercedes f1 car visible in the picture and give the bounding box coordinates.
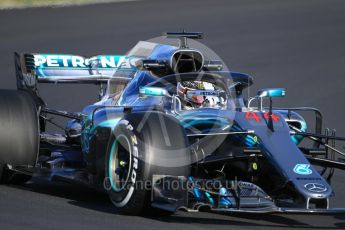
[1,32,345,215]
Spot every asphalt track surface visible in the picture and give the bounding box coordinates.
[0,0,345,229]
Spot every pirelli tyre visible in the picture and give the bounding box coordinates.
[0,90,39,184]
[105,111,191,215]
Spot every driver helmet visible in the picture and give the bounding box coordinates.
[177,81,225,109]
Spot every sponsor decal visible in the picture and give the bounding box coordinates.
[187,90,220,97]
[244,112,280,123]
[238,181,255,188]
[293,164,312,175]
[296,177,321,181]
[304,183,327,193]
[33,54,140,69]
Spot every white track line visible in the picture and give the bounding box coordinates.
[0,0,139,10]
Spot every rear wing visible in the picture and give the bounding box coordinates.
[15,53,141,85]
[14,52,141,107]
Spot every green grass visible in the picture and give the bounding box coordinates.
[0,0,120,9]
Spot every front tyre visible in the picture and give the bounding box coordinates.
[105,112,191,215]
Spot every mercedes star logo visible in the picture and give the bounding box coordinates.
[304,183,327,193]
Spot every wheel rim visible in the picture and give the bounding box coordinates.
[109,135,132,192]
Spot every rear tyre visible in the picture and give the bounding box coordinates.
[105,112,191,215]
[0,90,39,184]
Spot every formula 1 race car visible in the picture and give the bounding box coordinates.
[1,32,345,215]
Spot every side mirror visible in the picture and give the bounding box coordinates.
[257,88,285,98]
[139,86,169,97]
[256,88,285,132]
